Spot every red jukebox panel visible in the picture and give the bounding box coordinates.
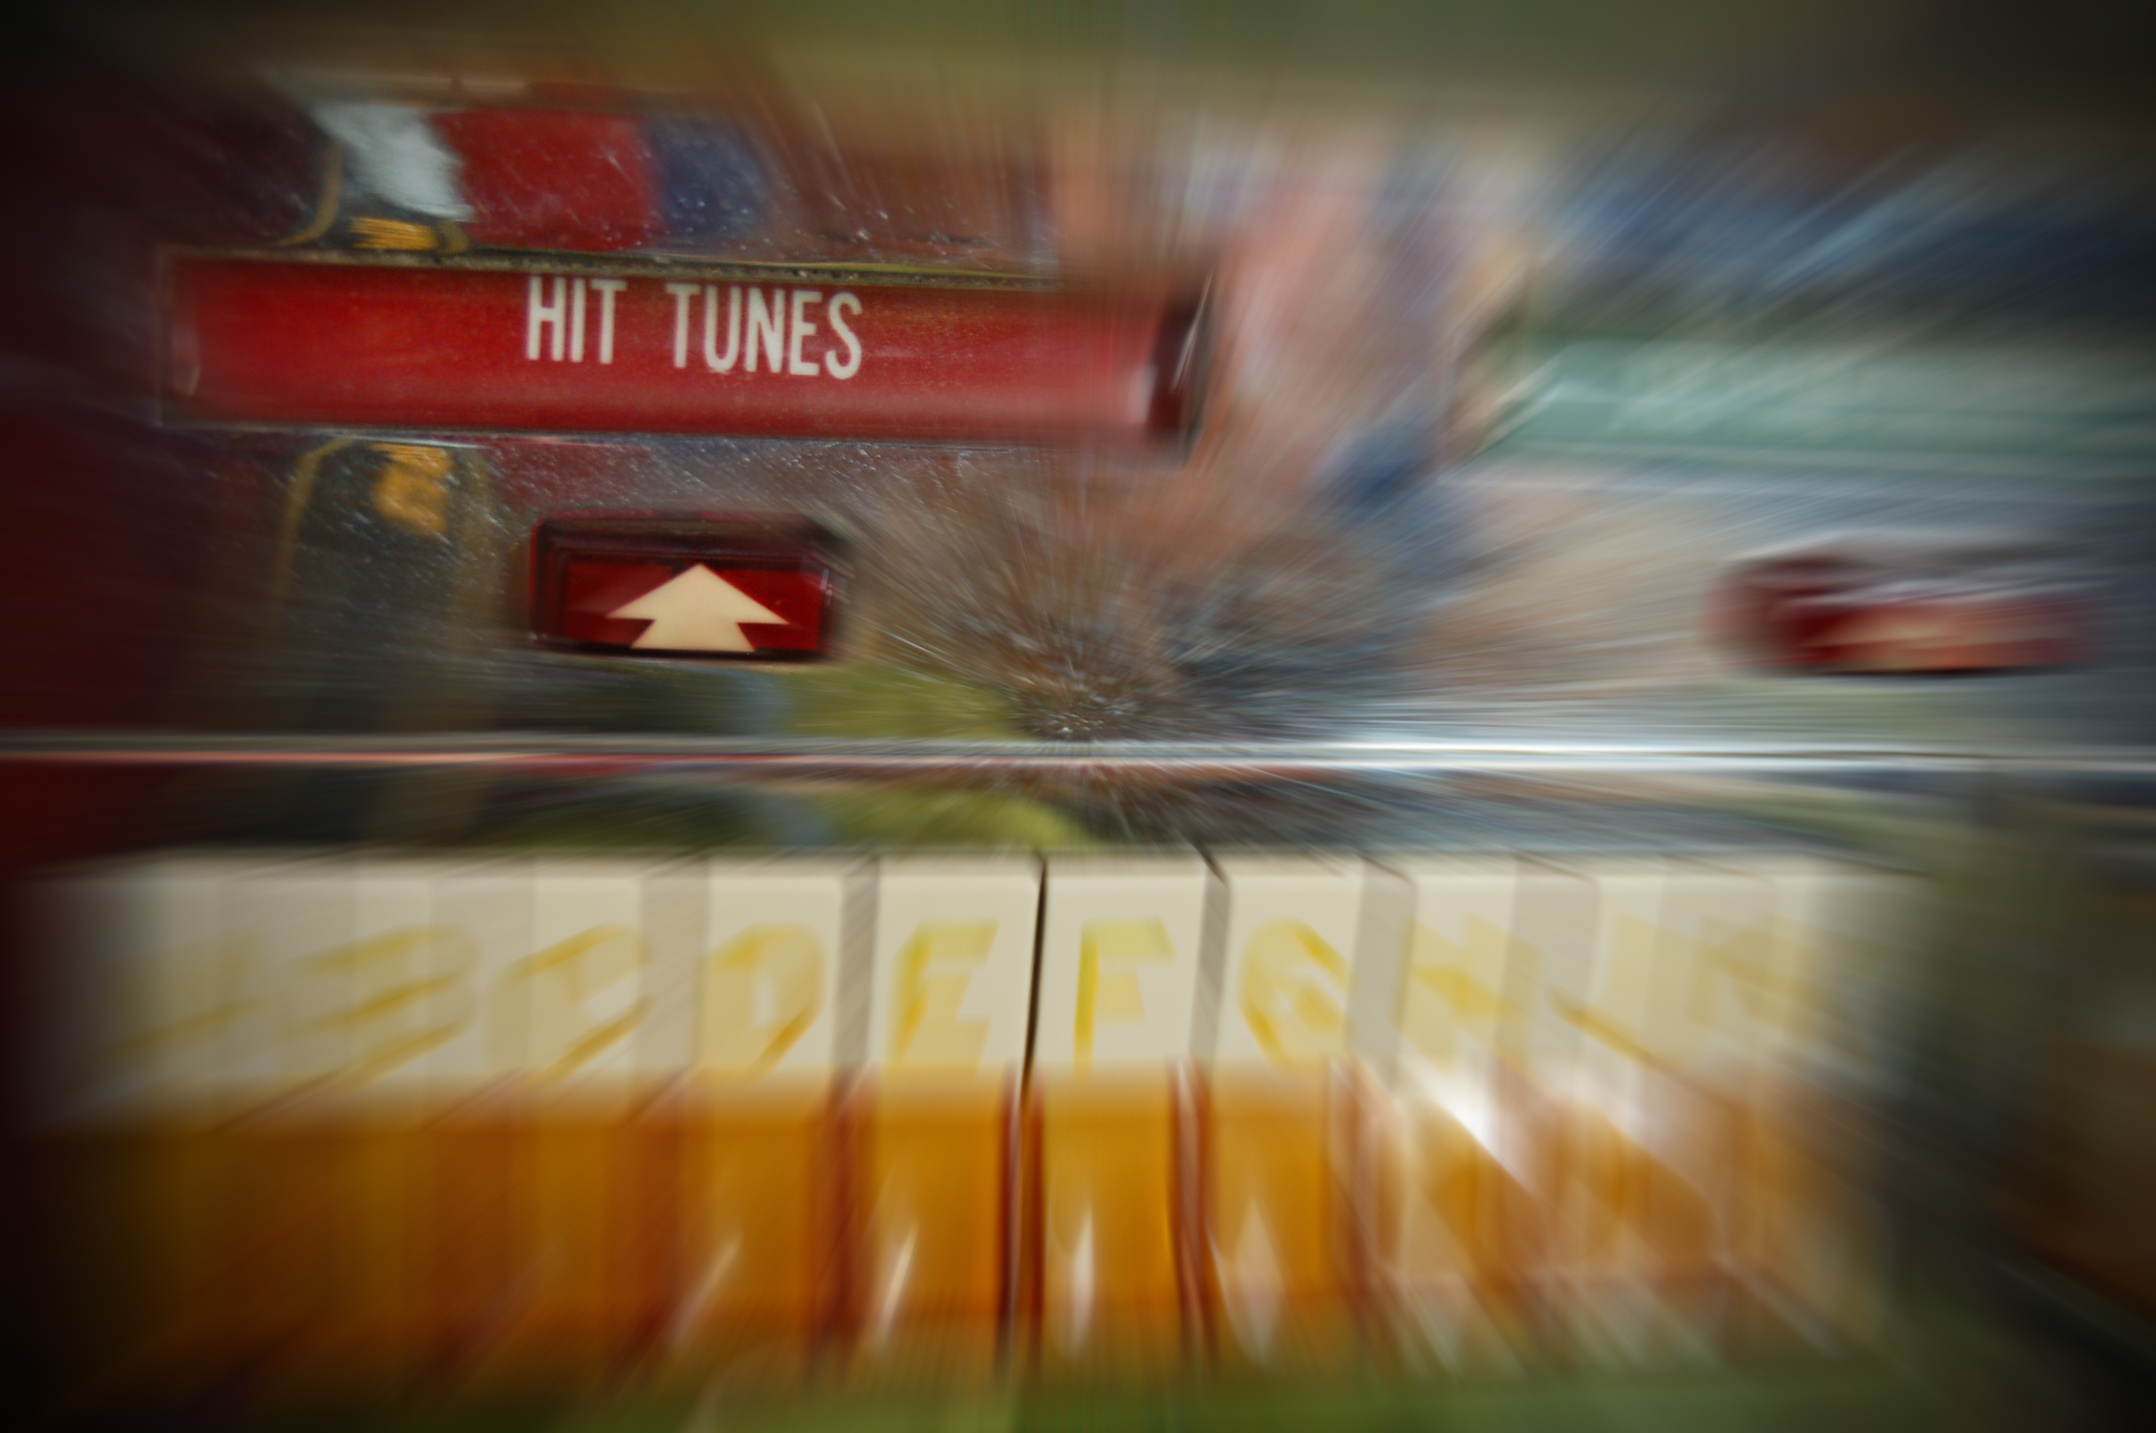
[162,255,1209,444]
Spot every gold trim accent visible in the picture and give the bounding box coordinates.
[274,141,345,247]
[369,442,456,536]
[350,217,442,252]
[269,435,357,611]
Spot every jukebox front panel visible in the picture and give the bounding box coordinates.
[8,22,2155,1427]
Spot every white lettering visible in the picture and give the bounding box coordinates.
[665,282,699,368]
[569,278,588,362]
[589,278,626,365]
[824,291,862,379]
[527,275,566,362]
[746,286,786,374]
[704,285,741,372]
[788,289,822,376]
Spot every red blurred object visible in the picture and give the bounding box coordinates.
[432,109,662,251]
[532,514,840,659]
[1721,541,2089,675]
[164,256,1208,443]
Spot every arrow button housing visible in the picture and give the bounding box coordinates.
[531,513,843,660]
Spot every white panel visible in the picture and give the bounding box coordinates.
[1658,860,1776,1073]
[433,859,533,1080]
[1530,857,1664,1119]
[231,856,356,1094]
[518,860,653,1084]
[1034,854,1211,1070]
[346,857,484,1089]
[1208,854,1374,1067]
[866,855,1041,1069]
[75,855,263,1112]
[1577,859,1669,1044]
[1706,853,1922,1085]
[697,856,862,1076]
[1376,855,1521,1090]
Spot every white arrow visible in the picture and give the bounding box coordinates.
[608,564,786,652]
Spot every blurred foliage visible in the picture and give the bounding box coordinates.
[782,663,1023,741]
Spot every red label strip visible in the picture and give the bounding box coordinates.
[163,256,1206,444]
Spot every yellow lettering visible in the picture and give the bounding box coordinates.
[700,924,824,1074]
[1398,916,1521,1064]
[1238,920,1348,1065]
[892,921,996,1067]
[113,932,269,1080]
[292,926,476,1082]
[1074,918,1174,1068]
[494,924,649,1078]
[1550,914,1662,1062]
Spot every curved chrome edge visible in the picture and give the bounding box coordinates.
[1,730,2150,779]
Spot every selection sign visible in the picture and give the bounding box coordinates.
[531,515,840,659]
[163,255,1210,444]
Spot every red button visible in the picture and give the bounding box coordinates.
[532,515,840,659]
[1718,544,2088,675]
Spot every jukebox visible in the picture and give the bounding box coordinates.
[5,10,2156,1431]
